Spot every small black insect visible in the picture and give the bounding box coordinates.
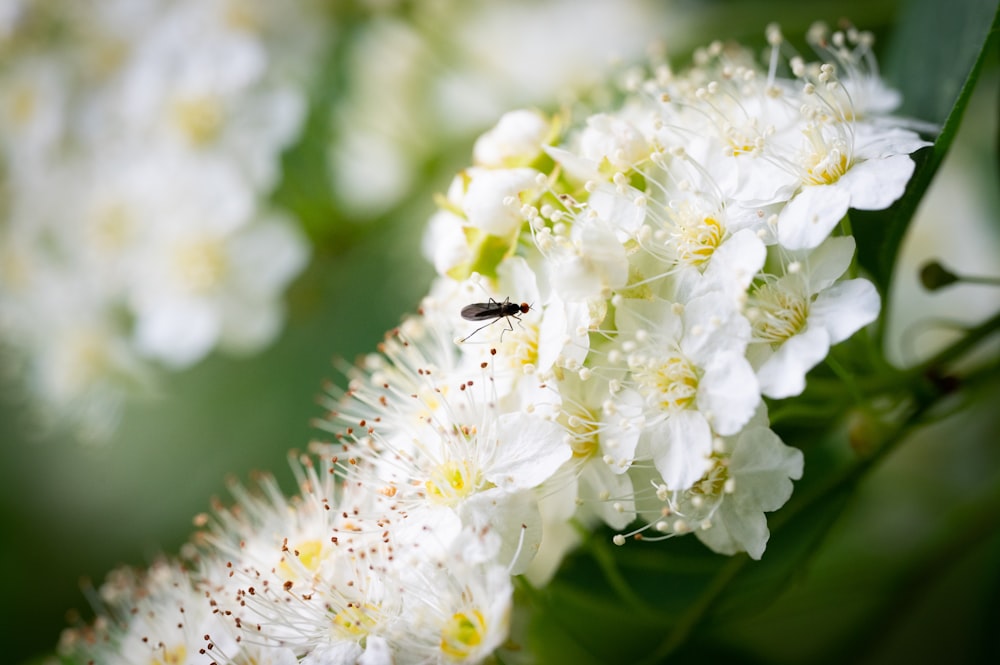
[459,297,531,343]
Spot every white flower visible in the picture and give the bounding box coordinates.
[578,112,650,172]
[59,559,238,665]
[804,21,903,118]
[635,407,804,558]
[556,373,642,528]
[614,291,760,489]
[747,236,880,398]
[774,121,926,249]
[540,206,629,303]
[319,313,572,573]
[106,3,307,190]
[694,422,803,558]
[463,166,541,237]
[126,160,308,367]
[473,108,551,168]
[388,554,513,665]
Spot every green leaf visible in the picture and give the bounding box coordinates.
[853,0,1000,296]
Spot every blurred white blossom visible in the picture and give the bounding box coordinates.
[327,0,680,217]
[0,0,326,440]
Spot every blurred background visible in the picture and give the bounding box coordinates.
[1,0,997,663]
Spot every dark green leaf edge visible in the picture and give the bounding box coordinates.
[855,0,1000,308]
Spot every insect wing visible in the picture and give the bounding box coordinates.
[461,302,502,321]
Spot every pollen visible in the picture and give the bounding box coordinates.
[688,454,730,498]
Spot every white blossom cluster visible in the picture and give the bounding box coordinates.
[0,0,323,440]
[60,454,515,664]
[57,23,930,664]
[328,0,672,217]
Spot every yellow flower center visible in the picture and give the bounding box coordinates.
[749,283,809,344]
[9,85,37,126]
[172,236,227,294]
[801,125,852,186]
[171,95,224,146]
[224,0,261,31]
[440,609,487,660]
[673,215,724,267]
[804,149,849,185]
[563,408,600,459]
[688,454,730,497]
[89,202,135,254]
[426,460,479,505]
[634,354,699,411]
[278,539,324,580]
[152,645,186,665]
[332,602,379,638]
[501,321,539,371]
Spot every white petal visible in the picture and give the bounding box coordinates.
[543,144,600,182]
[811,278,880,344]
[729,427,804,510]
[650,410,713,490]
[134,300,218,368]
[777,185,851,250]
[301,642,364,665]
[523,518,582,586]
[854,126,930,160]
[698,352,760,436]
[487,414,571,491]
[804,235,855,292]
[463,167,537,236]
[423,209,471,275]
[839,154,915,210]
[589,184,647,238]
[358,637,393,665]
[460,488,542,574]
[228,216,309,295]
[602,388,645,470]
[580,460,636,530]
[473,109,549,167]
[681,292,749,364]
[219,298,281,353]
[696,502,769,559]
[755,326,831,398]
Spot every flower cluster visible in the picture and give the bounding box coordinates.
[0,0,323,440]
[327,0,669,217]
[417,21,928,561]
[58,23,930,663]
[60,453,515,665]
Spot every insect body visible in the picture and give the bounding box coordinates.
[459,297,531,343]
